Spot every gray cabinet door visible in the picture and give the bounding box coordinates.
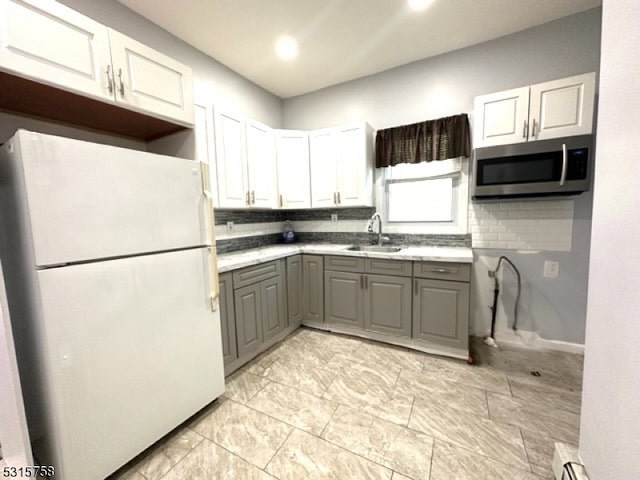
[286,255,303,328]
[261,274,286,344]
[302,255,324,325]
[364,274,412,337]
[234,282,263,358]
[412,278,469,350]
[324,270,364,328]
[218,272,237,371]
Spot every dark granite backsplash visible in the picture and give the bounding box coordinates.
[214,207,376,225]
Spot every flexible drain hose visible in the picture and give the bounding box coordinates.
[491,256,522,332]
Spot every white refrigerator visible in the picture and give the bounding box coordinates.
[0,130,224,480]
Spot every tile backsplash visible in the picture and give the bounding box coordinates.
[214,206,471,254]
[469,199,574,251]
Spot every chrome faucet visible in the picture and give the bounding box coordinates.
[369,212,390,246]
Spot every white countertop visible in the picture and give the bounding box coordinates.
[217,243,473,273]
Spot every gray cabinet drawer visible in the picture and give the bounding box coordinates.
[365,258,412,277]
[325,255,365,273]
[413,262,471,282]
[233,260,282,288]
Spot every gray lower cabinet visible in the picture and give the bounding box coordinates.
[324,270,364,328]
[302,255,324,325]
[261,274,287,343]
[219,259,288,375]
[218,272,238,374]
[412,278,469,350]
[286,255,303,328]
[364,274,412,337]
[234,282,264,358]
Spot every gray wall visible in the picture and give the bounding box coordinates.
[580,1,640,478]
[283,8,602,131]
[283,8,602,345]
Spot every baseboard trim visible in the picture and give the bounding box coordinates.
[494,329,585,354]
[553,443,588,480]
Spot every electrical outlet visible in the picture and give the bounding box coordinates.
[544,260,559,278]
[331,214,338,222]
[226,221,234,232]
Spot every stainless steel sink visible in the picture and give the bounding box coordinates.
[346,245,403,253]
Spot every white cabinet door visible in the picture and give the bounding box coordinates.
[276,130,311,209]
[473,86,530,147]
[194,103,218,207]
[215,111,248,208]
[309,128,337,207]
[336,123,373,206]
[0,0,113,102]
[108,29,194,126]
[246,120,278,208]
[529,72,596,141]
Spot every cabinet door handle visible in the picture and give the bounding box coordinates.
[522,120,528,138]
[106,65,113,94]
[118,68,125,96]
[251,190,256,204]
[531,118,537,138]
[414,279,418,295]
[246,191,250,205]
[279,194,283,207]
[333,192,337,205]
[360,275,364,289]
[337,192,341,204]
[364,275,368,289]
[430,268,451,274]
[560,143,568,186]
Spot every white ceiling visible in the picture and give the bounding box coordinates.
[118,0,601,99]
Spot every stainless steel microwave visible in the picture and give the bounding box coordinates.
[472,135,593,200]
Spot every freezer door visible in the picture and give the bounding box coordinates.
[8,130,208,267]
[34,248,224,480]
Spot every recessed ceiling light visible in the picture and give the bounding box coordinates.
[408,0,433,11]
[275,35,298,61]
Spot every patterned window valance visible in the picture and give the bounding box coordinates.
[375,113,471,168]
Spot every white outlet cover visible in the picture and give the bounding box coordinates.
[544,260,559,278]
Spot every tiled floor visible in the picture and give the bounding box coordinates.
[109,328,583,480]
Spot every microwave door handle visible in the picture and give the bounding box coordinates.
[560,143,568,186]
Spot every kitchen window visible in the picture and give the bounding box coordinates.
[380,157,469,233]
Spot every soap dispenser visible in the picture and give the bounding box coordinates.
[282,220,296,243]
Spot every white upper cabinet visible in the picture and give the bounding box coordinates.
[215,110,248,208]
[335,123,373,207]
[473,87,530,147]
[309,128,338,207]
[528,73,596,141]
[108,30,194,126]
[0,0,194,128]
[214,112,278,209]
[246,120,278,209]
[474,72,596,148]
[309,123,373,207]
[0,0,113,101]
[275,130,311,209]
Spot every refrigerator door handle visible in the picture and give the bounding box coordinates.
[200,162,219,311]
